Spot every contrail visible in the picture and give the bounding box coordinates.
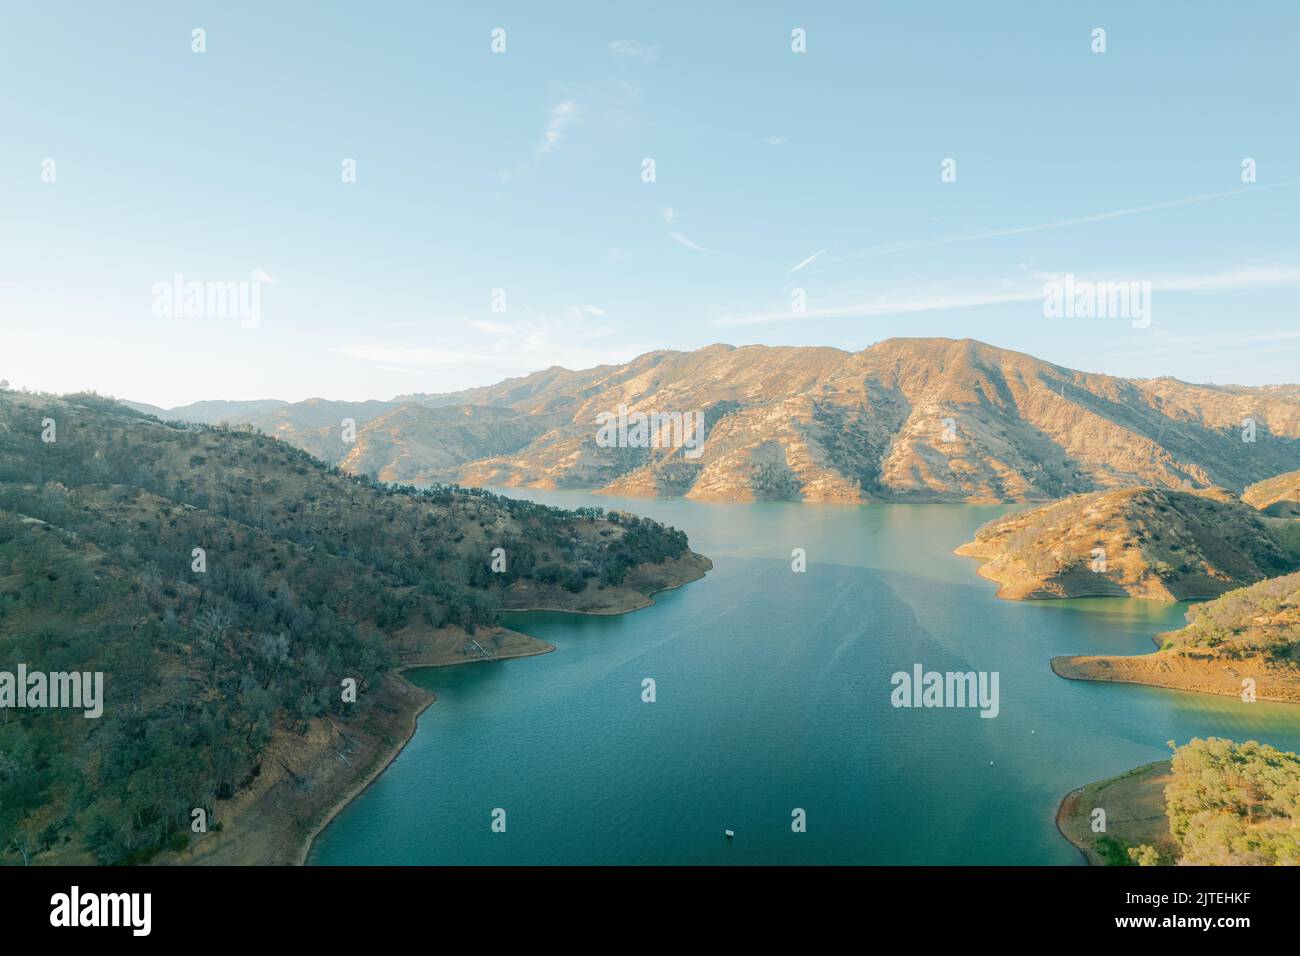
[836,181,1300,262]
[788,248,830,273]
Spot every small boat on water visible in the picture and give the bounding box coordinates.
[724,829,734,839]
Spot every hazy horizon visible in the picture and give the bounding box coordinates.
[70,335,1299,411]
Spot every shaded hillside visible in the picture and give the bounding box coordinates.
[956,487,1298,601]
[336,404,564,483]
[1052,570,1300,702]
[1245,468,1300,517]
[140,338,1300,503]
[124,398,294,424]
[0,390,708,864]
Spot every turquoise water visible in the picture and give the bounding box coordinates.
[309,494,1300,865]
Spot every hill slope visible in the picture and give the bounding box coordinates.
[0,389,709,864]
[956,487,1298,601]
[1052,570,1300,701]
[1244,468,1300,517]
[139,338,1300,503]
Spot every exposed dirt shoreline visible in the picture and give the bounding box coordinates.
[293,670,435,867]
[169,551,711,866]
[955,546,1134,601]
[293,643,553,867]
[1056,761,1177,865]
[1051,630,1300,705]
[954,542,1248,603]
[1054,787,1091,865]
[958,534,1300,703]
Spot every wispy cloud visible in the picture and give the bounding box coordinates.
[1152,265,1300,292]
[671,232,713,253]
[837,181,1300,262]
[713,264,1300,327]
[608,40,660,61]
[499,99,580,181]
[1108,328,1300,362]
[662,207,676,224]
[1032,265,1300,293]
[537,100,578,158]
[332,291,647,380]
[788,248,829,274]
[334,309,628,378]
[564,304,607,320]
[715,289,1040,326]
[333,344,478,368]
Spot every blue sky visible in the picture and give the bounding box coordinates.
[3,1,1298,406]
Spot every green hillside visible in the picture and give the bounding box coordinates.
[0,389,705,864]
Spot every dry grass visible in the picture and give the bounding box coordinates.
[1058,761,1179,865]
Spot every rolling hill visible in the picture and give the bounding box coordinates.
[1052,569,1300,702]
[955,487,1299,601]
[0,388,709,864]
[1244,468,1300,517]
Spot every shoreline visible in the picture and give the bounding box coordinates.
[1055,761,1176,865]
[295,642,555,866]
[953,543,1237,603]
[501,554,713,615]
[1051,629,1300,705]
[952,526,1300,703]
[1054,787,1091,865]
[164,550,709,866]
[480,479,1048,507]
[1050,655,1300,705]
[294,669,435,867]
[294,552,711,866]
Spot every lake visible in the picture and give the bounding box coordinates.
[309,493,1300,864]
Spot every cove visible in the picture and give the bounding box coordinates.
[309,494,1300,865]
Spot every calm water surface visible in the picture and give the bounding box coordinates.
[310,493,1300,864]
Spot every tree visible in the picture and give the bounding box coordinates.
[1165,737,1300,865]
[1127,844,1160,866]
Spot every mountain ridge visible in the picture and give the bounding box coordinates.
[125,337,1300,504]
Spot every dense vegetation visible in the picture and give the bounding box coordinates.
[1093,835,1157,867]
[0,390,693,864]
[1083,738,1300,866]
[1168,571,1300,664]
[1163,738,1300,865]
